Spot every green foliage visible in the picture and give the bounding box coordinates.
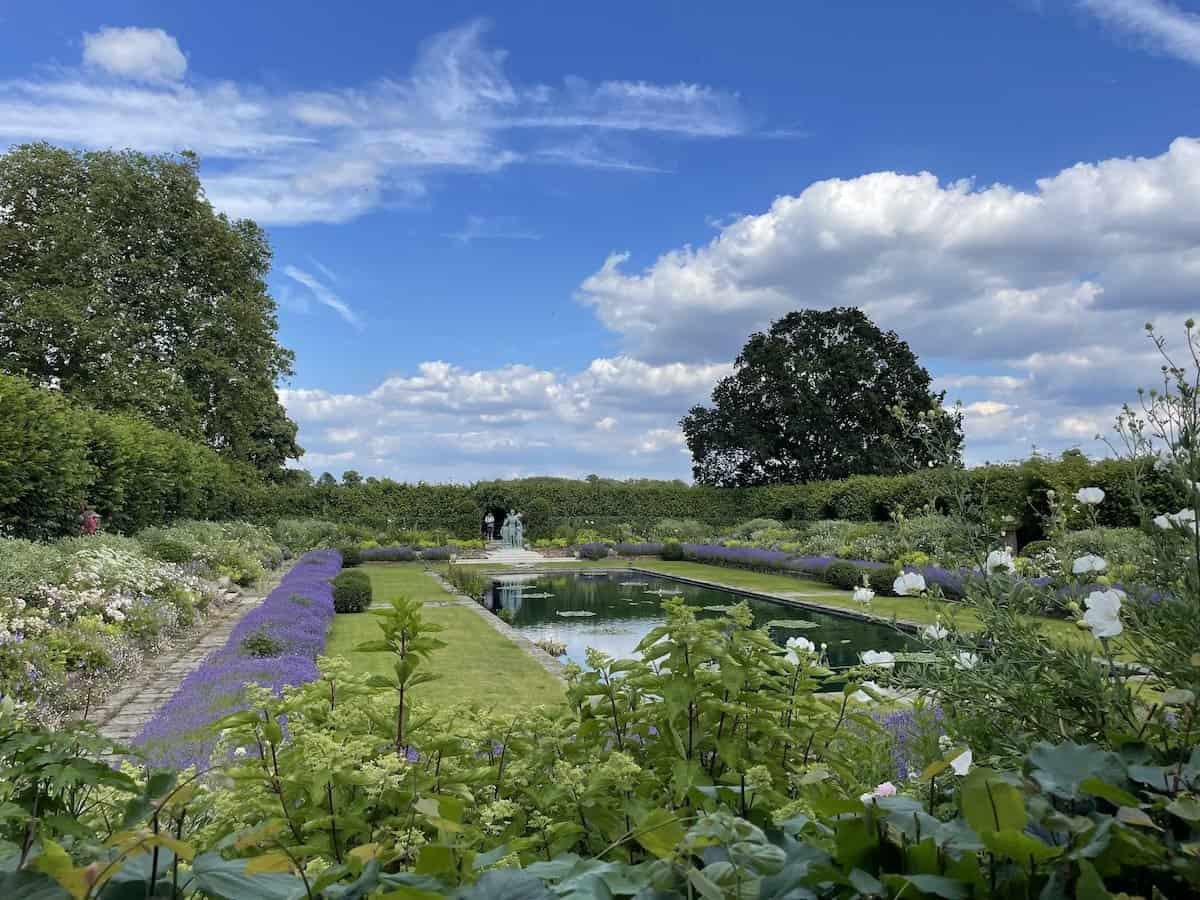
[577,542,611,560]
[0,143,300,472]
[337,544,362,567]
[6,588,1199,899]
[270,517,349,552]
[0,373,265,539]
[445,563,489,600]
[331,569,372,613]
[823,560,864,589]
[660,540,685,561]
[681,308,963,485]
[240,628,284,658]
[867,564,900,595]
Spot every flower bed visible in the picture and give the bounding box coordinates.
[613,542,665,557]
[359,545,418,562]
[134,549,341,769]
[0,526,282,724]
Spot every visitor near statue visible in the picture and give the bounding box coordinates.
[484,511,495,540]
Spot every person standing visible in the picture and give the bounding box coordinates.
[484,511,495,540]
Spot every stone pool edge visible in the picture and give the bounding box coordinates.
[426,570,568,683]
[627,566,924,635]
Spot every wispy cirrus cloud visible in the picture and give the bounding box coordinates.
[282,265,362,329]
[0,20,750,225]
[1079,0,1200,65]
[445,214,541,244]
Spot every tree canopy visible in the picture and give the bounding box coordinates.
[0,143,300,472]
[681,307,963,486]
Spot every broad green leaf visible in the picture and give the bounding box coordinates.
[189,852,306,900]
[1166,796,1200,823]
[979,829,1061,864]
[455,869,555,899]
[1078,777,1139,808]
[848,869,883,896]
[1115,806,1160,830]
[634,808,685,860]
[1028,743,1126,800]
[883,874,967,899]
[960,769,1026,834]
[414,845,455,876]
[244,851,294,875]
[1074,860,1111,900]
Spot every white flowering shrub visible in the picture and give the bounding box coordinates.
[0,521,280,724]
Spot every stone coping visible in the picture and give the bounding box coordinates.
[627,566,923,634]
[425,571,567,682]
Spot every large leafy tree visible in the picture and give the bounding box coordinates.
[0,143,300,472]
[681,307,962,486]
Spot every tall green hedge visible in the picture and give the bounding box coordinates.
[0,374,263,538]
[2,373,1177,543]
[255,455,1179,542]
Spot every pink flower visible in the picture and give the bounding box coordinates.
[860,781,898,804]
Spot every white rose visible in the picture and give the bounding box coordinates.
[893,571,926,596]
[1082,589,1124,639]
[1075,487,1105,505]
[1072,554,1107,575]
[860,650,896,669]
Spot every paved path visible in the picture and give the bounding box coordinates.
[91,564,292,746]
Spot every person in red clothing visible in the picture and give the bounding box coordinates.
[80,506,101,535]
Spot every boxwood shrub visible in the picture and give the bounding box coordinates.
[337,544,362,567]
[577,542,611,561]
[868,564,900,596]
[824,560,864,590]
[332,569,372,613]
[660,541,685,562]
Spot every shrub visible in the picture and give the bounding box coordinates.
[240,629,284,658]
[649,518,710,542]
[577,542,611,561]
[660,541,685,561]
[331,569,372,613]
[1020,539,1051,556]
[614,542,664,557]
[360,546,418,562]
[338,544,362,567]
[824,560,864,590]
[140,535,194,564]
[272,518,346,553]
[868,564,900,595]
[726,518,785,540]
[418,545,458,561]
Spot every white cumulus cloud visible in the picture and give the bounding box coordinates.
[83,26,188,83]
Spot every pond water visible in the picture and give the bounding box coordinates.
[485,571,915,670]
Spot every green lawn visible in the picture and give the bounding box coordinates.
[324,563,564,711]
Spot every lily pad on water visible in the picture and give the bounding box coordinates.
[765,619,821,630]
[520,592,555,599]
[619,581,649,586]
[556,610,597,617]
[700,604,735,612]
[643,589,683,597]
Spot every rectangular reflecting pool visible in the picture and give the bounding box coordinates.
[485,570,915,669]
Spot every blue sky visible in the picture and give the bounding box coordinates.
[3,1,1200,481]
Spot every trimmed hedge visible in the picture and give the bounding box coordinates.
[577,542,611,561]
[824,561,863,590]
[661,541,685,561]
[331,569,372,613]
[0,373,262,539]
[254,455,1179,542]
